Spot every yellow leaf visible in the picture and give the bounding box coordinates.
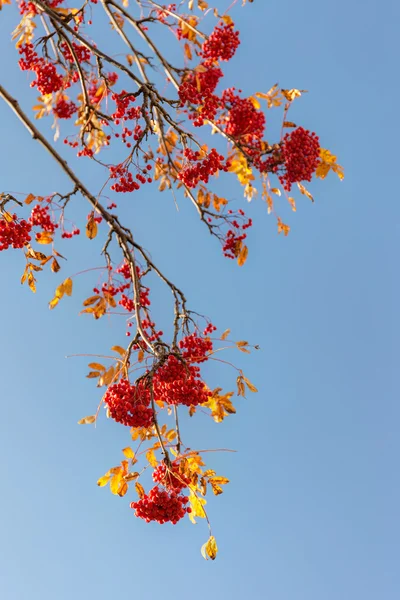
[24,193,35,205]
[110,471,123,495]
[93,298,107,320]
[122,447,135,459]
[315,148,344,181]
[256,84,282,109]
[78,415,96,424]
[249,96,261,109]
[221,329,230,341]
[112,346,126,357]
[288,196,296,212]
[188,491,207,524]
[49,296,60,310]
[62,277,72,296]
[146,449,158,467]
[36,231,53,244]
[135,482,145,499]
[201,536,218,560]
[83,295,101,306]
[97,474,111,487]
[237,245,248,267]
[86,216,98,240]
[242,375,258,393]
[88,362,106,371]
[137,350,145,363]
[184,42,192,60]
[102,366,115,386]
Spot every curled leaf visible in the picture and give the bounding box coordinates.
[201,536,218,560]
[78,415,96,424]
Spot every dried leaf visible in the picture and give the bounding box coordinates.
[63,278,73,296]
[221,329,230,340]
[297,182,314,202]
[83,295,101,306]
[27,273,36,293]
[87,371,101,378]
[135,482,145,499]
[86,215,98,240]
[236,376,246,397]
[210,482,224,495]
[24,193,35,205]
[237,245,248,267]
[112,346,126,357]
[49,296,60,310]
[51,258,61,273]
[78,415,96,424]
[242,375,258,393]
[88,362,106,371]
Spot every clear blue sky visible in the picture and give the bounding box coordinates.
[0,1,399,599]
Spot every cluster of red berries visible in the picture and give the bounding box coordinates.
[61,42,91,64]
[152,460,189,492]
[179,65,222,106]
[222,88,265,141]
[179,148,229,188]
[222,229,247,259]
[104,379,154,428]
[112,92,140,121]
[153,355,210,407]
[130,486,190,524]
[19,45,64,95]
[115,124,145,147]
[61,228,80,239]
[53,98,77,120]
[179,332,212,363]
[109,164,152,193]
[279,127,320,191]
[203,322,217,335]
[0,215,32,251]
[29,205,58,233]
[155,3,176,23]
[201,23,240,63]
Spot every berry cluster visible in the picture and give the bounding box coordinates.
[112,91,140,121]
[61,227,80,239]
[29,205,58,233]
[279,127,320,191]
[0,215,32,251]
[104,379,154,428]
[109,164,152,193]
[222,88,265,141]
[179,332,213,363]
[19,45,64,95]
[130,486,190,524]
[61,42,91,64]
[201,23,240,63]
[53,98,77,120]
[179,148,229,188]
[152,460,189,492]
[179,65,222,105]
[153,355,211,407]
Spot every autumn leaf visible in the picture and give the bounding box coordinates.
[86,215,98,239]
[203,388,236,423]
[110,471,124,495]
[122,447,135,459]
[281,88,306,102]
[316,148,344,181]
[236,376,246,397]
[83,295,101,306]
[188,491,207,524]
[78,415,96,424]
[86,371,101,378]
[297,182,314,202]
[63,278,73,296]
[237,245,248,267]
[146,449,158,467]
[256,84,282,109]
[27,273,36,293]
[242,374,258,393]
[135,482,145,498]
[277,218,290,236]
[97,474,111,487]
[24,193,35,205]
[221,329,230,341]
[112,345,126,357]
[88,362,106,371]
[209,476,229,485]
[201,536,218,560]
[49,296,60,310]
[36,232,53,244]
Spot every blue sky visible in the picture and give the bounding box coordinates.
[0,1,399,599]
